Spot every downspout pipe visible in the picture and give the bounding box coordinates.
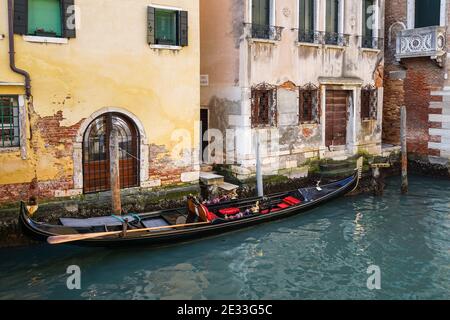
[8,0,31,99]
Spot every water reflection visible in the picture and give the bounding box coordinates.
[0,176,449,300]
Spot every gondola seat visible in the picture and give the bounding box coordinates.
[277,203,290,209]
[142,218,170,229]
[219,208,241,215]
[261,208,282,214]
[284,196,302,205]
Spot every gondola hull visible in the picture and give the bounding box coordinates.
[19,173,359,248]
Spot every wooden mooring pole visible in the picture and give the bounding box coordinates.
[256,133,264,197]
[401,106,408,194]
[110,129,122,214]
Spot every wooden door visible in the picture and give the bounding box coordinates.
[83,113,139,194]
[325,90,348,147]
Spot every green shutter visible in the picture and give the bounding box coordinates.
[299,0,315,31]
[62,0,76,38]
[147,6,155,44]
[155,9,177,45]
[252,0,270,26]
[326,0,338,33]
[179,11,188,46]
[415,0,441,28]
[27,0,62,37]
[13,0,28,35]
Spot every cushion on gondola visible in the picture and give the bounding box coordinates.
[200,204,218,222]
[219,208,240,215]
[284,196,301,205]
[142,218,170,229]
[277,203,290,209]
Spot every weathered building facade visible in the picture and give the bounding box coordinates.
[0,0,200,205]
[384,0,450,164]
[201,0,385,178]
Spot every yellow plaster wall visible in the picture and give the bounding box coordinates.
[0,0,200,186]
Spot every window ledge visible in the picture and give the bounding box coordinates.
[150,44,182,51]
[324,44,346,50]
[296,42,321,48]
[300,122,319,127]
[22,35,68,44]
[360,47,381,53]
[0,147,20,153]
[249,38,278,45]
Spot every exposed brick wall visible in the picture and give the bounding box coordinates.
[383,0,448,159]
[403,59,444,156]
[0,111,83,204]
[383,73,404,144]
[148,143,197,186]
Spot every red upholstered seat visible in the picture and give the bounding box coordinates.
[219,208,241,215]
[277,203,290,209]
[284,196,301,205]
[200,204,218,222]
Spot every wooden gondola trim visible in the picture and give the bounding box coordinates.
[47,221,211,245]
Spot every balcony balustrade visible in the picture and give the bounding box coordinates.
[396,26,446,65]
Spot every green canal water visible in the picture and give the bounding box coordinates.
[0,176,449,300]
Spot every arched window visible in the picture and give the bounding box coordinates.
[83,113,139,194]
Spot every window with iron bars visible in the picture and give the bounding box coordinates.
[0,96,20,148]
[299,83,320,124]
[251,83,278,128]
[361,85,377,120]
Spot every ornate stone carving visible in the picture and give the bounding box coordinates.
[396,26,446,67]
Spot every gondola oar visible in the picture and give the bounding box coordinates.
[47,221,211,245]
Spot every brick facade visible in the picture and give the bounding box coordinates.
[383,0,450,161]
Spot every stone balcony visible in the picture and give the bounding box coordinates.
[396,26,446,66]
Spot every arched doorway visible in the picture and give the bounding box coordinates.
[83,113,140,194]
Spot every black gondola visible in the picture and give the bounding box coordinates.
[19,167,361,248]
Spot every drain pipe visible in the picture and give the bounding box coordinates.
[8,0,31,98]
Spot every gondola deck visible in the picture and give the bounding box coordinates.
[19,171,360,248]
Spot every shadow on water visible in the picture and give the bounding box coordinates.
[0,175,449,300]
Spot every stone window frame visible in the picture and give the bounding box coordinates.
[361,84,378,121]
[0,94,27,159]
[251,82,278,128]
[299,83,320,124]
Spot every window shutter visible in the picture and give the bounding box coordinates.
[147,6,155,44]
[62,0,76,38]
[13,0,28,35]
[179,11,188,46]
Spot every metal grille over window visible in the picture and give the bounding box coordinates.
[251,83,278,128]
[0,96,20,148]
[83,113,140,194]
[361,85,378,120]
[299,83,320,124]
